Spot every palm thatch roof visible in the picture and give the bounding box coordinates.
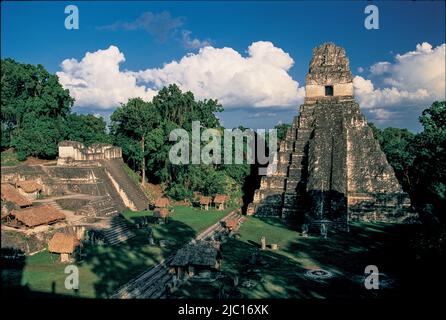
[225,218,238,230]
[199,196,212,205]
[11,204,66,227]
[170,240,221,268]
[214,194,229,204]
[154,197,170,208]
[48,233,80,254]
[1,183,32,207]
[16,180,42,193]
[153,208,169,218]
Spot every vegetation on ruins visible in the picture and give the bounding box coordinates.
[109,84,250,201]
[370,101,446,225]
[274,123,291,142]
[1,58,444,224]
[2,206,231,298]
[171,216,437,299]
[65,113,110,146]
[0,59,108,160]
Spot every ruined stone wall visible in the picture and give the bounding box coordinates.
[57,141,122,164]
[248,43,417,228]
[305,43,354,98]
[306,100,349,226]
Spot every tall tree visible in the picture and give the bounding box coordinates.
[65,113,110,146]
[110,84,230,198]
[372,125,415,190]
[372,101,446,222]
[110,98,159,185]
[1,58,74,157]
[412,101,446,220]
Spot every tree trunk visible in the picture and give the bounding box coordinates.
[141,135,145,186]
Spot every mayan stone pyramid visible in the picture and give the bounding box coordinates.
[247,43,416,230]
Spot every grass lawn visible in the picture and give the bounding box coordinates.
[123,205,233,234]
[171,216,432,299]
[1,149,21,166]
[3,206,235,298]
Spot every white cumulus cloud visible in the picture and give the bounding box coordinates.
[354,42,445,113]
[57,46,157,109]
[58,42,305,110]
[134,41,304,108]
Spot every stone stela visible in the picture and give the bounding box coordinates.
[247,43,416,231]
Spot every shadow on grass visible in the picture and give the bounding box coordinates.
[281,222,443,298]
[80,217,196,298]
[1,247,29,296]
[171,237,355,299]
[172,221,443,299]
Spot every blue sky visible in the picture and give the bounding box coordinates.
[2,1,445,131]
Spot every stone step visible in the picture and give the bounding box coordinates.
[291,153,305,162]
[260,176,286,190]
[288,167,304,177]
[277,151,291,164]
[280,140,294,152]
[105,231,134,242]
[254,204,283,216]
[285,179,301,190]
[45,201,63,210]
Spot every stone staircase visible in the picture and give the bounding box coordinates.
[76,195,119,217]
[101,215,135,246]
[93,168,128,212]
[111,210,242,299]
[249,103,316,218]
[101,159,149,211]
[44,200,64,211]
[281,105,315,219]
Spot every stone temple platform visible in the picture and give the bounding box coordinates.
[248,43,417,231]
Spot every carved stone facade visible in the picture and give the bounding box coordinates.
[57,141,122,165]
[248,43,417,230]
[305,43,353,99]
[2,141,148,213]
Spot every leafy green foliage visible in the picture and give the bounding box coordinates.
[1,59,74,158]
[1,59,110,160]
[110,84,246,200]
[65,114,110,146]
[274,123,291,142]
[372,101,446,223]
[0,149,20,166]
[411,101,446,216]
[12,116,65,160]
[370,125,415,190]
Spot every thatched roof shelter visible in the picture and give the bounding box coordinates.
[1,204,10,219]
[170,240,221,268]
[154,197,170,208]
[16,180,42,193]
[153,208,169,218]
[214,194,229,204]
[1,183,32,207]
[48,233,80,254]
[199,196,212,205]
[225,218,239,231]
[11,204,66,228]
